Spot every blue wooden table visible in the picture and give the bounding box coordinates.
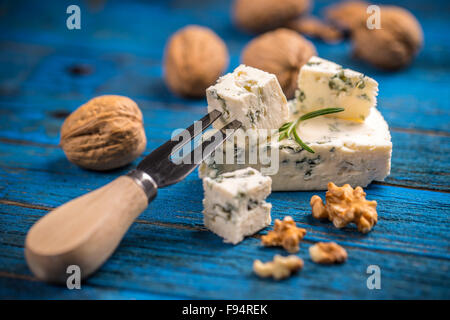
[0,0,449,299]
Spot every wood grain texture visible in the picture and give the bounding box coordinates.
[1,203,449,299]
[1,160,449,258]
[0,0,449,299]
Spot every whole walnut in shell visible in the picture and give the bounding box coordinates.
[287,16,343,43]
[325,0,369,31]
[60,95,146,171]
[233,0,311,33]
[164,25,229,98]
[351,6,423,70]
[241,28,316,98]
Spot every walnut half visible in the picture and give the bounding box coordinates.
[310,182,377,233]
[253,255,304,280]
[309,242,348,264]
[261,216,307,253]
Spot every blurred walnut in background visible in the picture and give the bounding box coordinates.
[241,28,316,98]
[164,25,229,98]
[287,16,343,43]
[325,1,423,70]
[233,0,310,33]
[351,6,423,70]
[325,0,369,31]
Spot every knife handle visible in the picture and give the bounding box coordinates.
[25,173,156,284]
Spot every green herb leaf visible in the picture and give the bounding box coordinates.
[299,108,345,121]
[279,122,292,132]
[278,131,288,141]
[278,107,345,153]
[287,117,300,137]
[292,127,315,153]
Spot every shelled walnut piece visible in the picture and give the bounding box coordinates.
[60,95,146,171]
[309,242,348,264]
[261,216,306,253]
[310,182,377,233]
[233,0,310,34]
[253,255,304,280]
[241,28,316,99]
[164,25,229,97]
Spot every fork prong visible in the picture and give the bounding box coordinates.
[146,120,242,188]
[178,119,242,166]
[169,109,222,156]
[137,110,222,172]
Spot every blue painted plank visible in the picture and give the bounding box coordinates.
[1,203,449,299]
[0,0,449,131]
[0,142,449,259]
[0,43,448,132]
[0,101,448,191]
[0,0,449,300]
[388,131,450,190]
[0,276,183,300]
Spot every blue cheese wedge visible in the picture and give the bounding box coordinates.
[297,56,378,122]
[200,102,392,191]
[202,167,272,244]
[207,65,289,130]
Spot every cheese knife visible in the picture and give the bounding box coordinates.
[25,110,241,283]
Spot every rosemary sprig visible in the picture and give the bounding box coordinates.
[278,107,345,153]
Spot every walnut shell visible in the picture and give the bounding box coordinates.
[325,0,369,31]
[164,25,229,98]
[60,95,146,171]
[287,16,343,43]
[351,6,423,70]
[241,28,316,98]
[233,0,311,33]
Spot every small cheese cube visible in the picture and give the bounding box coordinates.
[202,167,272,244]
[207,65,289,130]
[297,56,378,122]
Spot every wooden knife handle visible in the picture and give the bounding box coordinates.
[25,175,153,284]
